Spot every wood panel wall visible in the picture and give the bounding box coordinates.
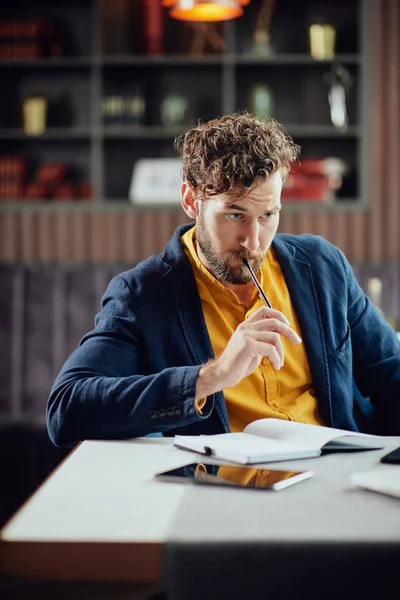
[0,0,399,265]
[0,210,189,263]
[280,0,400,263]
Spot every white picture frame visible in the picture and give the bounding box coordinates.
[129,158,183,204]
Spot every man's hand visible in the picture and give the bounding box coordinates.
[195,306,302,400]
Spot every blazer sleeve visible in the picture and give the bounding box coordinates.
[46,275,212,446]
[339,248,400,433]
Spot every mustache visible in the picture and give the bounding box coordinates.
[225,250,262,261]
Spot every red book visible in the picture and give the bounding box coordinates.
[141,0,164,55]
[80,183,94,200]
[54,183,76,200]
[24,181,48,200]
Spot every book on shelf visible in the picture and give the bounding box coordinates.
[0,156,25,200]
[174,418,385,465]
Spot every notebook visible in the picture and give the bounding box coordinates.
[174,418,384,465]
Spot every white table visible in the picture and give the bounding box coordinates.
[1,436,400,599]
[0,438,187,583]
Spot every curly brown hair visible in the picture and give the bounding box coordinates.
[174,111,300,198]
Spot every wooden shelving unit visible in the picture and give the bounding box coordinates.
[0,0,372,212]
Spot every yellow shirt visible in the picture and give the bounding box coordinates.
[181,226,325,432]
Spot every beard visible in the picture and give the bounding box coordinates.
[196,215,265,285]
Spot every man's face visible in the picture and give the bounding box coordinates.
[195,171,283,284]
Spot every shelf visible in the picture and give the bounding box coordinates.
[0,125,360,142]
[100,125,360,140]
[100,53,360,67]
[0,200,178,213]
[232,53,361,66]
[102,126,184,139]
[0,53,361,69]
[285,125,360,138]
[0,128,93,140]
[0,199,365,214]
[0,57,93,68]
[100,54,225,66]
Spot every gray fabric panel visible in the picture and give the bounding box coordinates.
[10,268,25,419]
[52,267,68,380]
[0,267,13,414]
[65,267,99,356]
[0,263,126,422]
[24,267,56,415]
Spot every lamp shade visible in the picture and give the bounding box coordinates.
[169,1,244,22]
[162,0,249,4]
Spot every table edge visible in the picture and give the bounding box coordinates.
[0,539,162,583]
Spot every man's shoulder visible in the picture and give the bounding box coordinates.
[111,253,172,295]
[121,253,168,280]
[274,233,341,262]
[110,223,194,289]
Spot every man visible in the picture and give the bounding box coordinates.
[47,112,400,447]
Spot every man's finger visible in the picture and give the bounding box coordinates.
[245,319,302,344]
[246,306,290,325]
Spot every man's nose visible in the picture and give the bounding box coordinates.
[239,221,260,252]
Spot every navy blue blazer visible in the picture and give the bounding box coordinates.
[47,224,400,446]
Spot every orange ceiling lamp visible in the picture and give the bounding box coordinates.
[165,1,245,22]
[162,0,250,4]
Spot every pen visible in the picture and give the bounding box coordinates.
[242,258,273,309]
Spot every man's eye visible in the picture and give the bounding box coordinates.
[227,213,243,220]
[263,213,275,220]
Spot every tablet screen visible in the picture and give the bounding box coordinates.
[155,463,313,490]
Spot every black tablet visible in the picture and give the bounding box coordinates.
[155,462,313,491]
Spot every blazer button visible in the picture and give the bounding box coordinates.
[149,410,157,419]
[159,409,166,418]
[167,407,175,416]
[173,406,181,415]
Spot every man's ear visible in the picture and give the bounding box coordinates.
[181,182,199,219]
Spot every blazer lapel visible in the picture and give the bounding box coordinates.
[164,257,214,366]
[272,237,333,425]
[161,225,213,365]
[161,225,231,430]
[164,257,230,430]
